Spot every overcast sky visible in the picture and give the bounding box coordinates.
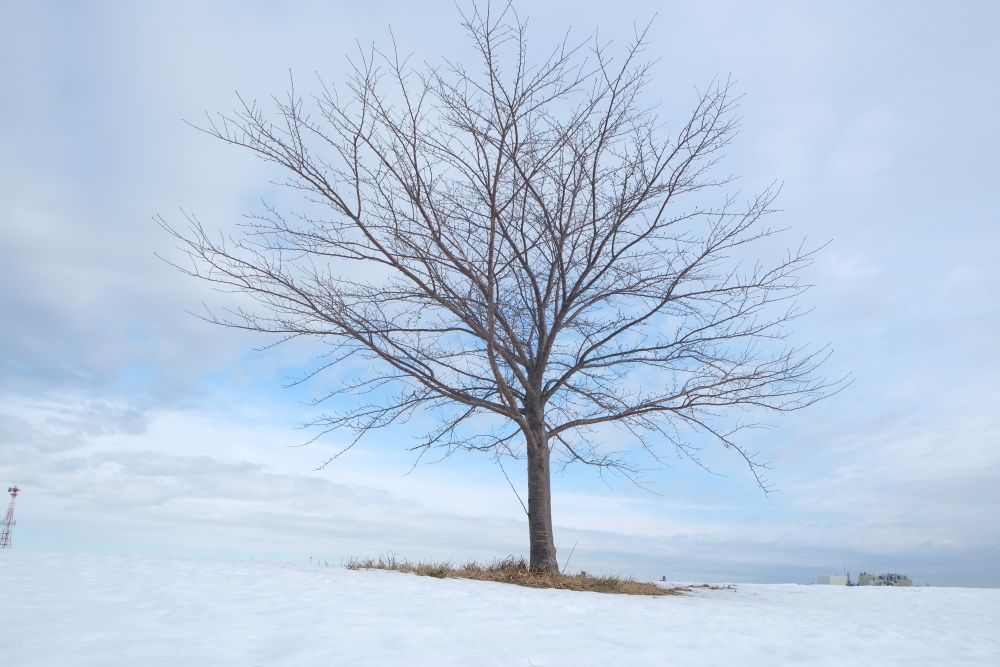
[2,0,998,586]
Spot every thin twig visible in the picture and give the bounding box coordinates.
[498,458,528,516]
[561,540,579,574]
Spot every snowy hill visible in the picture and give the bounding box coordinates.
[1,552,997,666]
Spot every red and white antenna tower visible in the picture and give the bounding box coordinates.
[0,486,18,549]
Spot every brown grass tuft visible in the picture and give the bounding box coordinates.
[344,553,682,596]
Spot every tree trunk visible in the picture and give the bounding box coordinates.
[526,418,559,573]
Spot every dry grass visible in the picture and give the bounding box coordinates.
[344,553,683,596]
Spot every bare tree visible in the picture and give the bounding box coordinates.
[162,3,832,572]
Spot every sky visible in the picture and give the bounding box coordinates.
[1,0,998,586]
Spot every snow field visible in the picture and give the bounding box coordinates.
[1,551,997,666]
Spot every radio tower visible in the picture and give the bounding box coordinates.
[0,486,18,549]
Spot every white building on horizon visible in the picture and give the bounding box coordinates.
[857,572,913,586]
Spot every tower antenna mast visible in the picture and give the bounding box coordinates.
[0,486,19,549]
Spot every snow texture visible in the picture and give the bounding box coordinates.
[1,552,997,666]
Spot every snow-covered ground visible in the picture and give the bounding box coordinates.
[1,552,997,666]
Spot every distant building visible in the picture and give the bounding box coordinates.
[857,572,913,587]
[817,575,849,585]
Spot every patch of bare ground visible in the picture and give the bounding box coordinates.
[345,554,682,596]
